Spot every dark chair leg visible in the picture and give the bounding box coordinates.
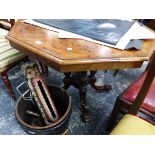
[113,69,119,76]
[1,72,16,100]
[107,99,123,131]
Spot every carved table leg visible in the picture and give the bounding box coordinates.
[1,72,16,100]
[63,72,91,121]
[89,71,112,92]
[62,70,112,122]
[77,72,91,122]
[79,90,91,122]
[63,72,72,90]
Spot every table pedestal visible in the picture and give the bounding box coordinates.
[63,71,112,122]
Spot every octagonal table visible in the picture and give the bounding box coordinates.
[6,20,155,121]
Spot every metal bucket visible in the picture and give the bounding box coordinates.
[15,85,72,135]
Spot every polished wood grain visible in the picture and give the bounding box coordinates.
[6,20,155,72]
[7,19,155,121]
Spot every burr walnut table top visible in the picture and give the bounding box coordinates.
[6,20,155,72]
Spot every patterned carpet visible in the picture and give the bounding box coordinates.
[0,60,146,135]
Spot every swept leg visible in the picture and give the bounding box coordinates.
[89,71,112,92]
[113,69,119,76]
